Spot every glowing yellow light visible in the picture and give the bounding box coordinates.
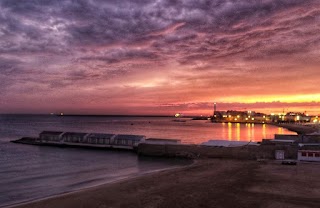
[228,115,231,118]
[252,118,254,120]
[245,118,248,120]
[235,118,237,121]
[237,115,240,118]
[296,116,300,121]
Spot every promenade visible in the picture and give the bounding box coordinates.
[275,123,320,134]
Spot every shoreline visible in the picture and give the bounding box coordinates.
[5,161,192,208]
[10,158,320,208]
[273,123,319,134]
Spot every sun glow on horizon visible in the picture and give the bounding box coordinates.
[220,94,320,103]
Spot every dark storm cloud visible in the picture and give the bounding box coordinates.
[1,0,317,59]
[80,48,159,64]
[0,58,23,76]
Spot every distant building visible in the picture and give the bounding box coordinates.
[302,132,320,143]
[212,109,267,123]
[112,134,146,148]
[39,131,64,142]
[298,150,320,162]
[86,133,115,145]
[62,132,88,143]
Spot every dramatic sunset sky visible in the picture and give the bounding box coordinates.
[1,0,320,115]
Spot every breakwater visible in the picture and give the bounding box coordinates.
[137,143,298,160]
[12,136,299,160]
[274,123,319,134]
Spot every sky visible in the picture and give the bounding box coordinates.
[1,0,320,116]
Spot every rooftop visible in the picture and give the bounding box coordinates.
[114,134,145,140]
[87,133,115,139]
[62,132,88,137]
[40,131,64,135]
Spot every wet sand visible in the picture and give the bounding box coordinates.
[13,159,320,208]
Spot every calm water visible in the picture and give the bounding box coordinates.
[0,115,295,207]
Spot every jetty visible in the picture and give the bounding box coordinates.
[12,131,146,150]
[11,129,320,162]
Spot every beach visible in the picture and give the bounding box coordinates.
[13,159,320,208]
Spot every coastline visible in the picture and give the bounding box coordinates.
[5,162,191,208]
[273,123,319,134]
[11,159,320,208]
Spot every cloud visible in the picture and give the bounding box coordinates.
[0,0,320,114]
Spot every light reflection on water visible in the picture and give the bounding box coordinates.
[213,122,295,143]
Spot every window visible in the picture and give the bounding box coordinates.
[315,153,320,157]
[307,152,314,157]
[301,152,307,157]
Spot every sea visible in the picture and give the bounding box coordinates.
[0,114,296,207]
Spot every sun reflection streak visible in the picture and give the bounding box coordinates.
[236,123,241,141]
[262,124,266,140]
[228,122,232,141]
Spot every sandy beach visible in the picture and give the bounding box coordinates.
[12,159,320,208]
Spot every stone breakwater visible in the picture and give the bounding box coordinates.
[274,123,319,134]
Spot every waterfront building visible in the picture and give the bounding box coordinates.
[212,110,267,123]
[86,133,115,145]
[112,134,146,148]
[39,131,64,142]
[298,150,320,162]
[201,140,258,147]
[62,132,88,143]
[302,132,320,143]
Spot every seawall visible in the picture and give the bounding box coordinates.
[274,123,319,134]
[137,143,298,160]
